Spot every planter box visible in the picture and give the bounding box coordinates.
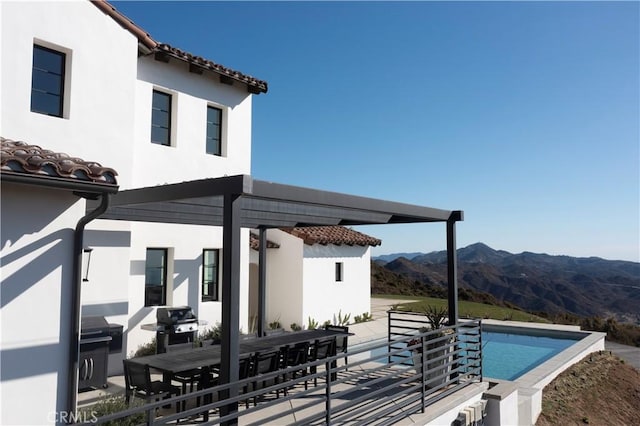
[411,335,454,388]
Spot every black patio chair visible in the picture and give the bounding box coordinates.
[309,337,337,386]
[250,349,283,406]
[166,342,202,410]
[123,360,181,412]
[281,341,310,392]
[209,355,252,409]
[325,325,349,368]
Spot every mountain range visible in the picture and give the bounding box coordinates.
[373,243,640,324]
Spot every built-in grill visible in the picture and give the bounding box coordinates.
[156,306,198,353]
[79,316,111,390]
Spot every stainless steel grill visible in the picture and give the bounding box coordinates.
[156,306,198,353]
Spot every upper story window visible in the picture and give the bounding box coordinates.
[206,106,222,156]
[31,45,65,117]
[335,262,344,282]
[145,248,167,306]
[151,90,172,146]
[202,249,220,302]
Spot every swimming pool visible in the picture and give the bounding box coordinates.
[365,327,583,381]
[481,330,580,380]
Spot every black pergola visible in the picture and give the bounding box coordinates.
[85,174,463,421]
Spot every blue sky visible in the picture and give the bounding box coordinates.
[113,1,639,262]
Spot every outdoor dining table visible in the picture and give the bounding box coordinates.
[129,329,348,375]
[128,329,351,419]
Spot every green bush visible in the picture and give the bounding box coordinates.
[290,323,302,331]
[78,395,145,426]
[307,317,319,330]
[131,337,156,358]
[199,322,222,342]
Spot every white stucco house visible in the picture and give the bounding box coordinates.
[0,1,382,424]
[250,227,381,331]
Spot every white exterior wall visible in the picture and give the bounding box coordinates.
[262,230,304,330]
[0,184,84,425]
[301,244,372,325]
[133,56,252,187]
[1,0,255,372]
[0,1,137,187]
[124,223,251,353]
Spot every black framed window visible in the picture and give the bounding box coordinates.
[335,262,344,282]
[202,249,219,302]
[145,248,167,306]
[151,90,172,146]
[31,45,65,117]
[206,106,222,155]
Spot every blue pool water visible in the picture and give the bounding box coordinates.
[369,330,580,381]
[481,331,578,380]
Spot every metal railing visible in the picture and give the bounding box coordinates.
[79,319,482,425]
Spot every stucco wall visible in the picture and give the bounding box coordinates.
[249,230,374,330]
[262,230,304,330]
[133,56,252,188]
[302,244,372,325]
[0,184,84,425]
[0,0,137,188]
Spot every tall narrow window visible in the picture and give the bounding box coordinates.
[206,106,222,155]
[151,90,171,146]
[335,262,344,282]
[202,249,220,302]
[31,45,65,117]
[145,248,167,306]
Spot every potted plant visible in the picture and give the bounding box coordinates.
[408,306,454,388]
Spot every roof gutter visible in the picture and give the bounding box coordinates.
[67,193,111,419]
[1,172,119,194]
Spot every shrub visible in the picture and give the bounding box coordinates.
[199,322,222,343]
[307,317,319,330]
[78,395,145,426]
[131,337,156,358]
[268,320,282,330]
[290,323,302,331]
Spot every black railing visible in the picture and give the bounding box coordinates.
[79,319,481,425]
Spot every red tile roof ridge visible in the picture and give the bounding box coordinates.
[1,137,118,185]
[92,1,268,93]
[91,0,157,51]
[282,226,382,247]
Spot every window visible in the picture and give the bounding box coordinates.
[145,248,167,306]
[31,44,65,117]
[335,262,343,282]
[151,90,172,146]
[206,106,222,155]
[202,249,220,302]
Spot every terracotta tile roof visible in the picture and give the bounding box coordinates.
[283,226,381,247]
[91,0,268,94]
[0,137,118,186]
[249,233,280,251]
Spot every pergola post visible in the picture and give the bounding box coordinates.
[257,227,267,337]
[446,210,463,326]
[220,193,242,425]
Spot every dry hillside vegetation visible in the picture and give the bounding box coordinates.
[536,351,640,426]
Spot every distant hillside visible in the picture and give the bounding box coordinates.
[373,252,424,263]
[374,243,640,324]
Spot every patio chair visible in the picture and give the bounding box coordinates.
[122,360,181,412]
[209,355,252,409]
[309,337,337,386]
[166,342,202,411]
[325,325,349,368]
[250,349,283,406]
[281,341,310,392]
